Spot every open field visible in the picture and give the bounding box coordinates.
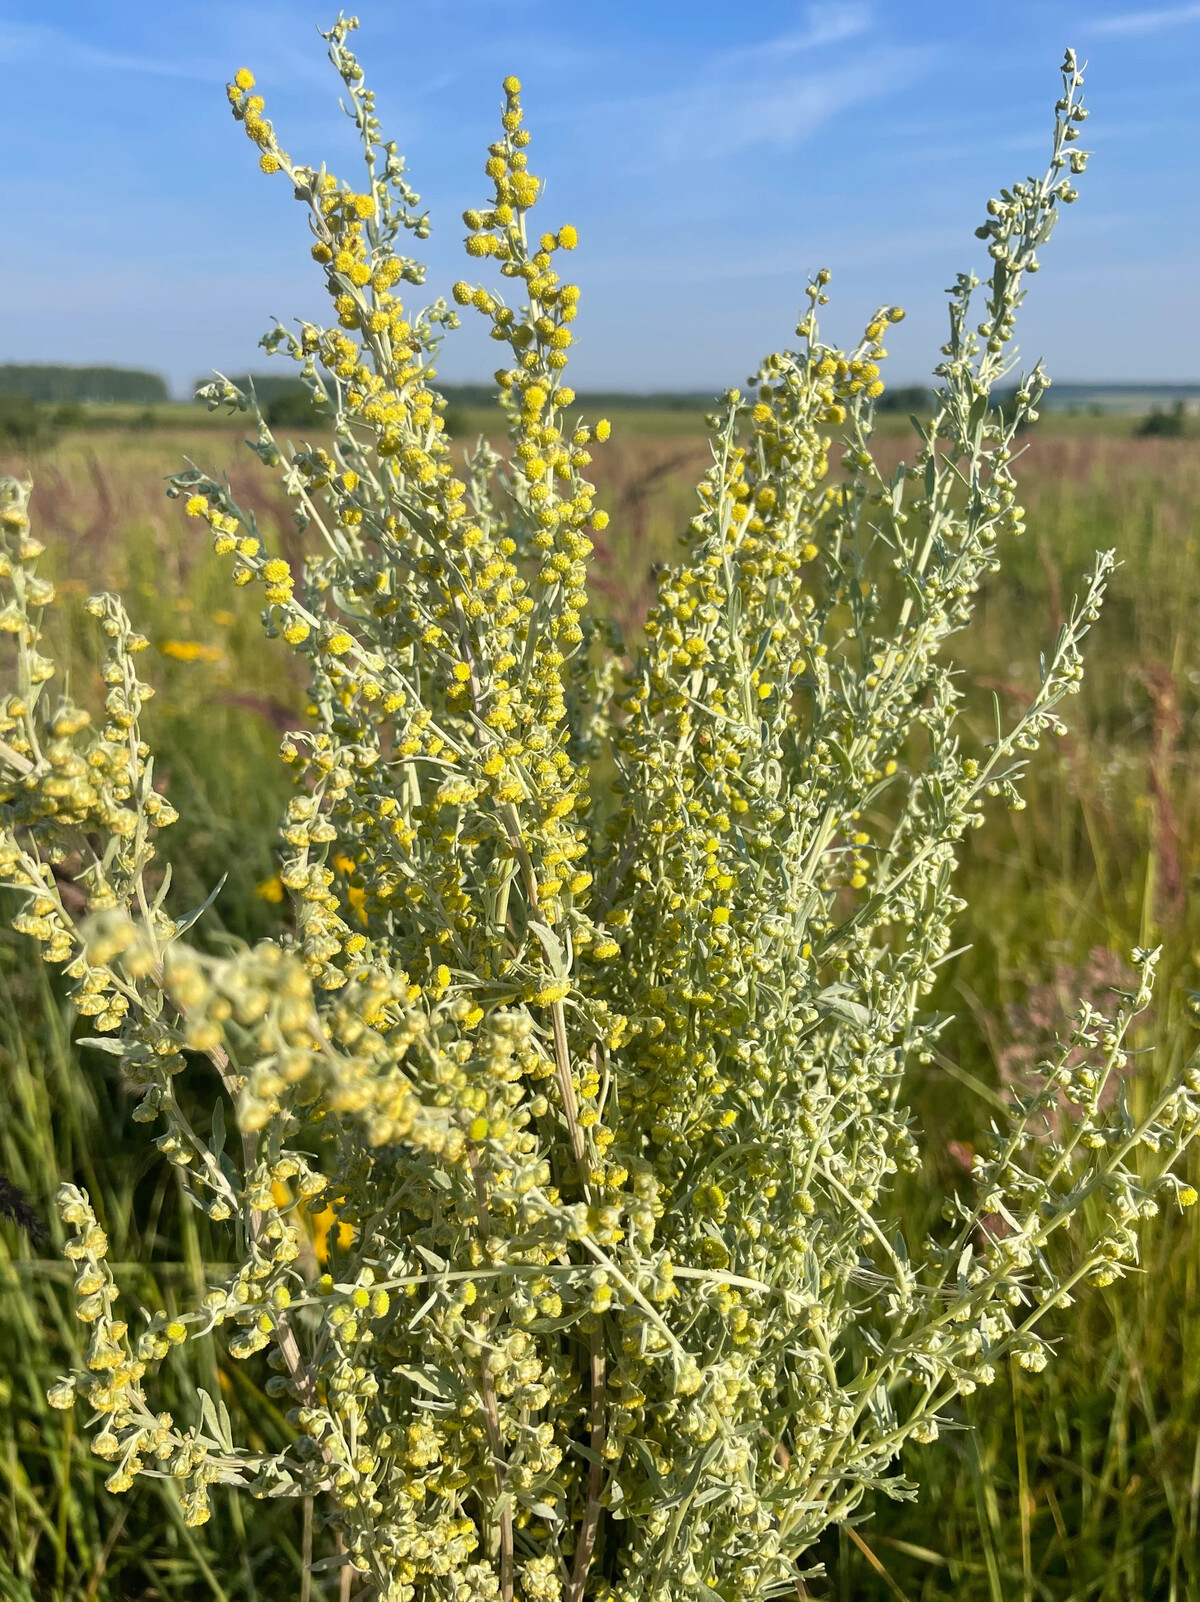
[1,412,1200,1599]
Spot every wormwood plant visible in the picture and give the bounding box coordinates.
[2,21,1198,1602]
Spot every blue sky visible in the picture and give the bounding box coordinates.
[1,1,1197,395]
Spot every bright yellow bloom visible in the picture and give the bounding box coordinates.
[310,1202,356,1263]
[160,640,223,664]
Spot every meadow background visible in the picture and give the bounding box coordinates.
[0,391,1196,1601]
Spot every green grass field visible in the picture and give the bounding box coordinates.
[1,412,1199,1599]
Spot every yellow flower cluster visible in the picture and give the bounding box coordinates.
[50,1185,240,1525]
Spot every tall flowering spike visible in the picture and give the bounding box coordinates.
[4,34,1199,1602]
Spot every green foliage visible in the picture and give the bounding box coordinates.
[2,22,1198,1602]
[1135,401,1186,438]
[266,387,329,432]
[873,385,934,415]
[441,405,470,440]
[0,478,306,1599]
[3,419,1199,1602]
[828,436,1200,1602]
[0,397,91,450]
[0,396,53,449]
[0,933,310,1601]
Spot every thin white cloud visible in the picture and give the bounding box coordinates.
[1091,3,1200,35]
[803,2,874,46]
[643,43,934,164]
[567,7,927,170]
[720,3,873,69]
[0,13,339,90]
[0,19,208,79]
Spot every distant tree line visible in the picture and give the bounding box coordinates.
[0,365,169,448]
[197,376,726,432]
[875,384,935,414]
[0,364,168,404]
[195,376,943,428]
[1,364,1189,450]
